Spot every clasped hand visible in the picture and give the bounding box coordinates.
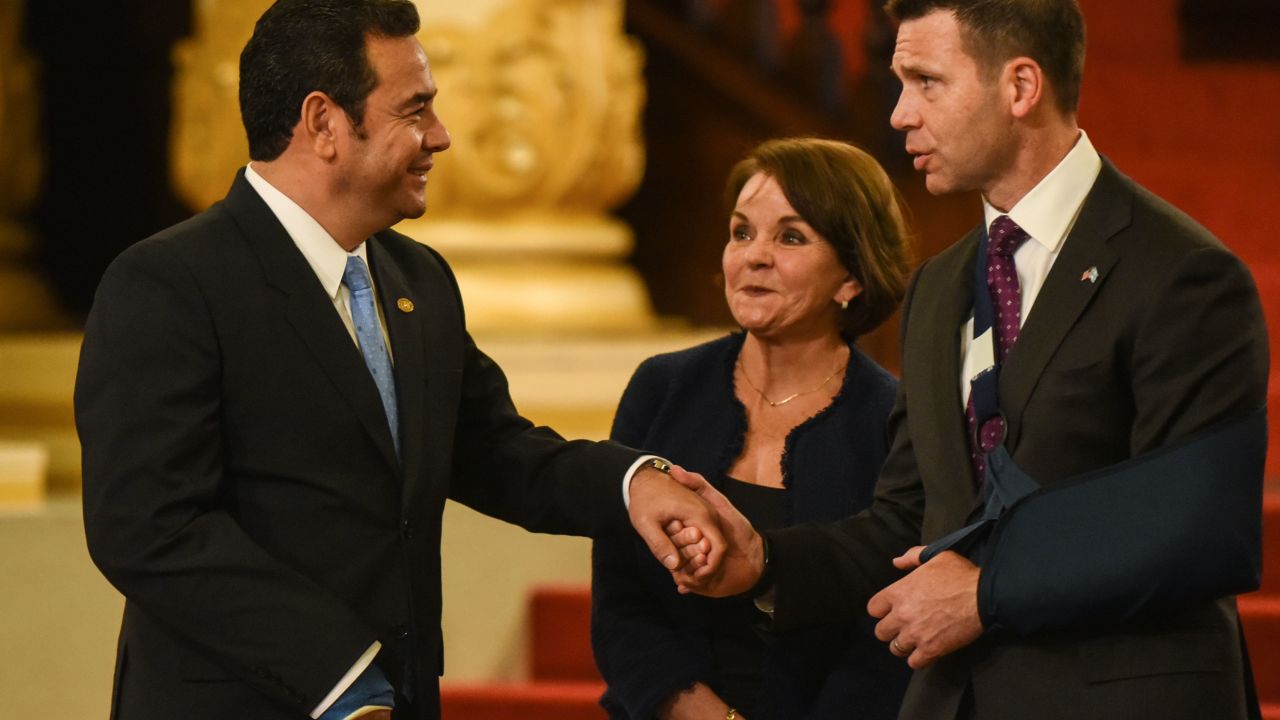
[627,463,736,578]
[867,547,984,668]
[657,473,985,667]
[659,468,766,597]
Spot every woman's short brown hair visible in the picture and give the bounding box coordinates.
[724,138,912,338]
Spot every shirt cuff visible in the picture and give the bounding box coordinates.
[311,642,382,719]
[621,455,663,510]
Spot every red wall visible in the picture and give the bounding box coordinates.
[1075,0,1280,474]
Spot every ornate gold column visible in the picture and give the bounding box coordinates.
[172,0,655,333]
[0,0,60,330]
[171,1,264,213]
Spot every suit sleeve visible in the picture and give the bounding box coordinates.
[591,358,710,719]
[1126,245,1268,454]
[77,241,376,712]
[434,246,641,536]
[445,335,641,536]
[765,269,928,631]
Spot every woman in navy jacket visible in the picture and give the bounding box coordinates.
[592,139,914,720]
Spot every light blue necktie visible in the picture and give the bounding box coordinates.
[342,255,400,459]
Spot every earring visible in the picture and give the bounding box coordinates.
[840,299,849,310]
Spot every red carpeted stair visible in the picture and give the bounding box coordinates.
[1250,492,1280,720]
[440,587,606,720]
[440,680,606,720]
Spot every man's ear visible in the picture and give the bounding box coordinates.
[299,91,340,160]
[1005,57,1045,119]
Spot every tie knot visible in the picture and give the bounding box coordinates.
[343,256,372,293]
[988,215,1029,257]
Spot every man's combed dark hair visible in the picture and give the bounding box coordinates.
[239,0,420,161]
[884,0,1085,115]
[724,138,913,339]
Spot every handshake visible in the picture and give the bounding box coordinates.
[627,463,984,670]
[626,463,766,598]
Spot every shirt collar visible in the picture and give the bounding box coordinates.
[982,130,1103,254]
[244,163,368,300]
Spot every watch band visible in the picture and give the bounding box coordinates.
[645,457,672,474]
[746,533,775,599]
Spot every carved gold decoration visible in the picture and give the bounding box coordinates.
[403,0,652,331]
[171,0,654,332]
[171,0,267,212]
[0,0,62,331]
[416,0,644,217]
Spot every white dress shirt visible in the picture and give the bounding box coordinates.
[959,131,1103,406]
[244,164,392,358]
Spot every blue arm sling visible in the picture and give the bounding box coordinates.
[920,226,1265,634]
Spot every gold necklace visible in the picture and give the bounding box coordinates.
[737,356,843,407]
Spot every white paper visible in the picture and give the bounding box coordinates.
[961,327,997,406]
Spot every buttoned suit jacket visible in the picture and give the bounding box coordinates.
[765,160,1269,720]
[76,171,641,720]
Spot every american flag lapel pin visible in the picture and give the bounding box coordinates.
[1080,266,1099,284]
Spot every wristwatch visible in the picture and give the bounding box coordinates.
[644,457,672,474]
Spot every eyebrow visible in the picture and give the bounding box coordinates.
[731,211,808,226]
[892,59,938,79]
[397,91,435,111]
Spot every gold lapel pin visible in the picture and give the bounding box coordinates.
[397,298,415,313]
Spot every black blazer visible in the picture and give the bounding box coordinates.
[592,333,911,719]
[765,161,1270,720]
[75,171,642,720]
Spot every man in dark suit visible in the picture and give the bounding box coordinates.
[75,2,721,719]
[667,1,1269,718]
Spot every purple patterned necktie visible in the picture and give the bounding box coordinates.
[966,215,1030,482]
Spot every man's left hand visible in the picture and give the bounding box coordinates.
[867,548,983,669]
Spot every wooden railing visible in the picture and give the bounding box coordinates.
[617,0,982,370]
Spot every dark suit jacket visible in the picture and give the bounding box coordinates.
[764,160,1270,720]
[592,333,910,720]
[75,171,642,720]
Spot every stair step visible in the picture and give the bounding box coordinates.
[1242,596,1280,704]
[530,585,598,682]
[440,681,605,720]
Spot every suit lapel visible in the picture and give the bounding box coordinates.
[1000,161,1130,448]
[369,239,426,490]
[910,232,982,516]
[222,171,400,473]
